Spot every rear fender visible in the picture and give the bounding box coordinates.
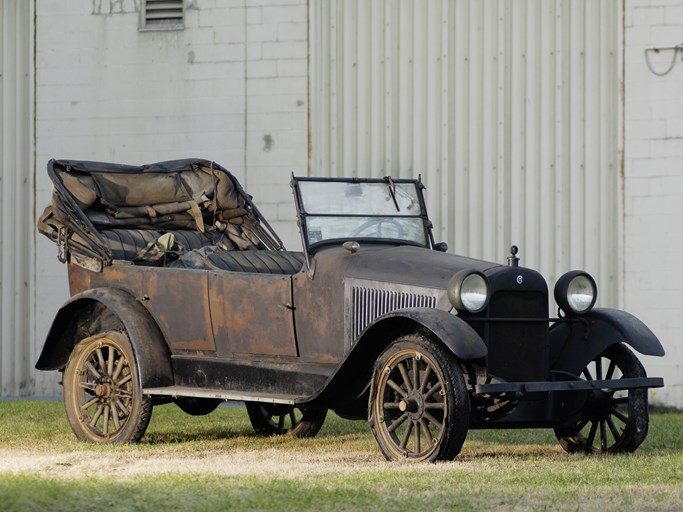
[320,308,487,403]
[550,307,665,375]
[35,287,173,389]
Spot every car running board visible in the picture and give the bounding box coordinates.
[143,385,301,405]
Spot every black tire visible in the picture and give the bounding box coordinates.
[175,397,223,416]
[63,331,152,443]
[554,344,649,453]
[245,403,327,438]
[369,334,470,462]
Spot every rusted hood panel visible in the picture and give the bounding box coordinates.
[314,244,501,290]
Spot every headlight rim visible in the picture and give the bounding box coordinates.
[447,270,490,314]
[554,270,598,316]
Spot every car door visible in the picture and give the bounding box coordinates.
[208,270,298,357]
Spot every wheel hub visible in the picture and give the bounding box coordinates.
[399,391,425,419]
[398,399,417,413]
[95,383,111,398]
[584,389,614,421]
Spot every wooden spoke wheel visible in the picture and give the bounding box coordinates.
[369,335,470,462]
[245,403,327,438]
[63,331,152,443]
[554,344,649,453]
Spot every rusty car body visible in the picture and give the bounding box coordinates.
[36,158,665,461]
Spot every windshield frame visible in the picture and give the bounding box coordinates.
[291,176,435,263]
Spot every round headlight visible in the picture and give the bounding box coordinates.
[448,271,490,313]
[554,271,597,315]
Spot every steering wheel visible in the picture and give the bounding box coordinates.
[350,218,405,239]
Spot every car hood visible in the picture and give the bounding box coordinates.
[315,244,503,291]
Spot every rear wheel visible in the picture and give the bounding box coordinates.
[63,331,152,443]
[369,334,470,462]
[245,403,327,438]
[554,344,648,453]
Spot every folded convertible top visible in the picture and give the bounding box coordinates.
[38,158,284,270]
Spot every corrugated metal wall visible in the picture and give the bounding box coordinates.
[310,0,619,305]
[0,0,32,395]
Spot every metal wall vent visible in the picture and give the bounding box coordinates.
[142,0,184,30]
[352,286,436,339]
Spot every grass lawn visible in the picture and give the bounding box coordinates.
[0,400,682,511]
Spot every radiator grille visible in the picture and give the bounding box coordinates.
[352,286,436,339]
[486,291,549,382]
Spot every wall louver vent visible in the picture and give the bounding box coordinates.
[143,0,184,29]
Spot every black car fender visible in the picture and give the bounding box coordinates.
[317,307,487,405]
[549,307,665,376]
[361,307,488,360]
[35,287,173,389]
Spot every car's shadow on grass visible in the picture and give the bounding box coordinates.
[139,404,372,446]
[459,446,567,460]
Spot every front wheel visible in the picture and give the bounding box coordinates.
[369,334,470,462]
[245,403,327,438]
[63,331,152,443]
[554,344,649,453]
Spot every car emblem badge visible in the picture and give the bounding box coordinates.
[516,275,524,285]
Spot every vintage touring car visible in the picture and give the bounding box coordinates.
[36,158,665,461]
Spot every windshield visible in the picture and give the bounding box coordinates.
[295,179,429,248]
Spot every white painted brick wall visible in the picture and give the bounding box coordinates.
[32,0,683,409]
[244,0,308,249]
[623,0,683,405]
[33,0,308,395]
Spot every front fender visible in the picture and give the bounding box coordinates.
[35,287,173,389]
[363,308,488,360]
[314,308,487,405]
[550,307,665,375]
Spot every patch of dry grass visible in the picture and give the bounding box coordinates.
[1,400,682,511]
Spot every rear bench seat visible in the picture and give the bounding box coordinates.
[101,229,214,261]
[101,228,304,275]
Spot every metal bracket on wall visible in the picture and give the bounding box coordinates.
[644,44,683,76]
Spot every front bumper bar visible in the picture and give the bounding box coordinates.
[475,377,664,395]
